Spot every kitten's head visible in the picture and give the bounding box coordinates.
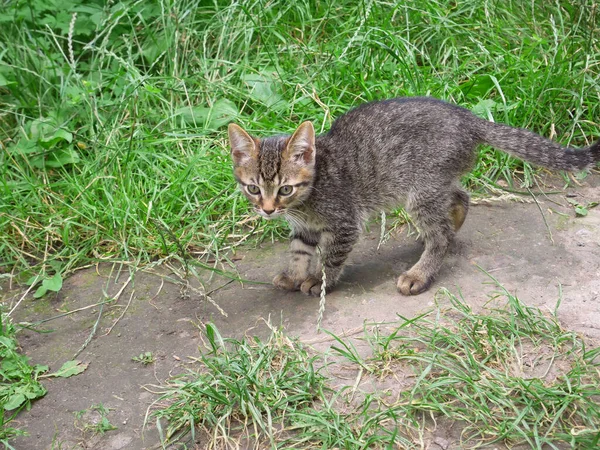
[228,122,316,219]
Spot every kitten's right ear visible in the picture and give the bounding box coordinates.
[283,121,315,166]
[228,123,257,165]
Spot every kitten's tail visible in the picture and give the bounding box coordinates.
[475,120,600,171]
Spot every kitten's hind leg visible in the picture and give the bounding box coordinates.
[398,193,455,295]
[450,187,470,232]
[273,229,320,291]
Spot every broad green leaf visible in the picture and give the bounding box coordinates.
[33,285,48,299]
[4,393,26,411]
[24,383,46,398]
[31,272,63,297]
[208,99,239,129]
[39,128,73,148]
[471,99,498,119]
[0,73,11,86]
[142,37,169,63]
[45,149,80,168]
[3,381,47,410]
[25,275,42,286]
[0,336,16,350]
[174,106,210,124]
[9,139,38,155]
[461,74,495,98]
[48,260,63,272]
[29,119,57,141]
[33,365,49,377]
[242,69,284,110]
[30,149,80,169]
[43,273,63,292]
[44,360,88,378]
[2,355,29,374]
[174,99,238,129]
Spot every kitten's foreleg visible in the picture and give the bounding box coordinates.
[273,230,320,291]
[298,226,359,296]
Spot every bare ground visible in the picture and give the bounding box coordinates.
[3,174,600,449]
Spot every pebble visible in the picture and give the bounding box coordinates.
[433,437,450,450]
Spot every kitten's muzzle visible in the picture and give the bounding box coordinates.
[256,207,284,219]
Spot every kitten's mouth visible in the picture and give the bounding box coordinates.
[257,209,284,219]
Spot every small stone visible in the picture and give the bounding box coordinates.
[434,437,450,450]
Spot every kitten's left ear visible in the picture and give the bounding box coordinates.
[283,121,315,166]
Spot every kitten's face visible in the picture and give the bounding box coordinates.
[228,122,316,219]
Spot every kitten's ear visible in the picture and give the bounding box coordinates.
[283,121,315,166]
[228,123,257,165]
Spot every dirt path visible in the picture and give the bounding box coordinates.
[6,175,600,449]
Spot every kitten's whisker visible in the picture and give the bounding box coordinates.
[284,210,309,230]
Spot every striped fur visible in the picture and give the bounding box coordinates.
[229,97,600,296]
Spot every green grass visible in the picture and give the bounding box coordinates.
[363,287,600,448]
[150,289,600,449]
[0,310,48,449]
[1,0,599,284]
[149,322,328,446]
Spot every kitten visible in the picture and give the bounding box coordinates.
[228,97,599,296]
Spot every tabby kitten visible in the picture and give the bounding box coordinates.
[228,97,599,296]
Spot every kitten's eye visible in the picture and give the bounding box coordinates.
[278,185,293,196]
[247,185,260,195]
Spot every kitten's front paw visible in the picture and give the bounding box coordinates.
[397,271,432,296]
[273,273,299,291]
[300,277,323,296]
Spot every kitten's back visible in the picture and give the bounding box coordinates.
[313,98,481,207]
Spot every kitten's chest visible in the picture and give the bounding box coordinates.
[284,206,327,233]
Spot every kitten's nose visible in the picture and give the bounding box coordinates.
[263,209,275,215]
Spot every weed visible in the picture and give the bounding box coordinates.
[74,403,118,435]
[565,197,599,217]
[132,352,155,366]
[0,310,48,447]
[0,310,88,446]
[0,413,25,450]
